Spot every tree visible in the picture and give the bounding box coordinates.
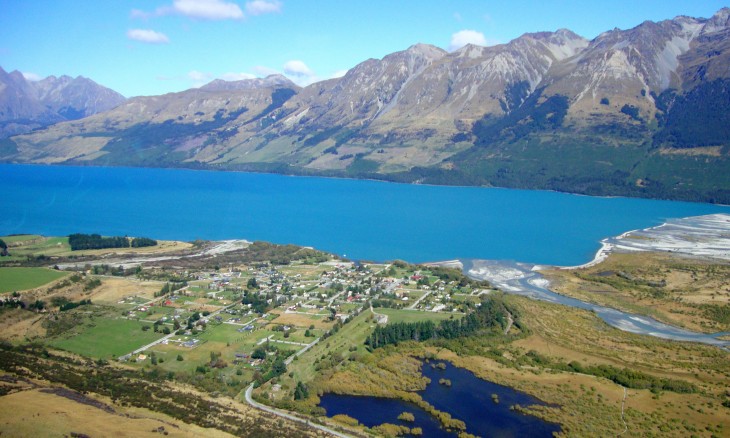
[0,239,8,256]
[247,277,259,289]
[28,300,45,311]
[294,381,309,400]
[272,358,287,376]
[251,347,266,360]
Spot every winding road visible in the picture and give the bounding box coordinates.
[244,384,351,438]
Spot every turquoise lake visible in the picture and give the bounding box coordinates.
[2,164,728,265]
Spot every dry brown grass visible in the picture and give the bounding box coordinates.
[543,252,730,332]
[0,386,236,438]
[0,308,46,341]
[91,277,163,304]
[270,312,332,330]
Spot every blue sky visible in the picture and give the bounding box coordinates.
[1,1,727,97]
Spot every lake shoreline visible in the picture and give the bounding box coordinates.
[457,214,730,347]
[546,213,730,271]
[6,161,730,207]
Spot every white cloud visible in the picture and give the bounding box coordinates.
[220,72,257,81]
[188,70,214,87]
[283,60,313,77]
[134,0,245,21]
[251,62,318,86]
[448,29,487,51]
[127,29,170,44]
[22,72,42,81]
[245,0,282,16]
[283,60,319,86]
[172,0,244,20]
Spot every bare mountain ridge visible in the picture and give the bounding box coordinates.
[3,8,730,202]
[0,68,126,138]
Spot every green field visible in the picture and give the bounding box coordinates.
[0,267,68,293]
[0,235,71,262]
[1,234,44,244]
[50,318,165,359]
[374,307,462,324]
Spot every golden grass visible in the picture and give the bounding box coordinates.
[0,308,46,342]
[269,312,333,330]
[0,386,236,438]
[543,252,730,332]
[90,277,163,304]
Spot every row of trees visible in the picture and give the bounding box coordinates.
[365,297,512,349]
[68,233,157,251]
[59,299,92,312]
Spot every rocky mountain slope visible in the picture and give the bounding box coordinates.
[2,8,730,203]
[0,68,126,138]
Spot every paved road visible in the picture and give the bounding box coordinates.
[284,337,320,365]
[244,383,351,438]
[408,290,431,309]
[125,301,239,358]
[131,332,177,356]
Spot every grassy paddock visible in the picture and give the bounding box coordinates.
[1,234,44,244]
[374,307,462,324]
[0,267,68,293]
[50,318,164,359]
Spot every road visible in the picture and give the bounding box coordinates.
[284,337,320,365]
[123,300,239,359]
[244,383,351,438]
[369,303,387,324]
[408,290,431,310]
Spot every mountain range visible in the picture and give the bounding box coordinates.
[2,8,730,203]
[0,68,125,138]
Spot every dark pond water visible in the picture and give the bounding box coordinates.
[319,360,560,437]
[319,394,451,437]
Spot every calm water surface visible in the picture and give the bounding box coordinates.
[3,164,727,265]
[320,360,560,437]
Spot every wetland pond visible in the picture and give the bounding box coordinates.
[319,360,560,437]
